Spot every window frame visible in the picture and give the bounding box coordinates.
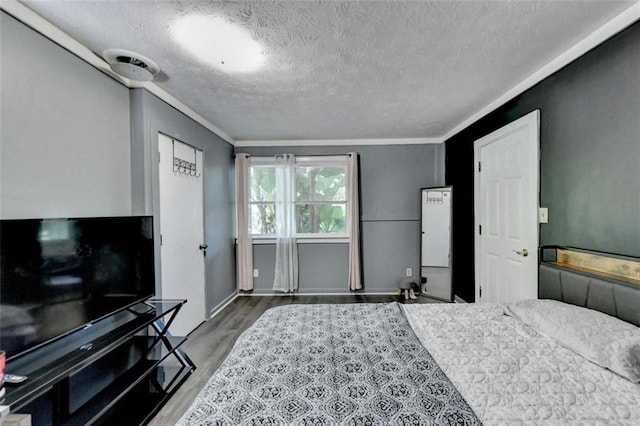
[247,155,350,242]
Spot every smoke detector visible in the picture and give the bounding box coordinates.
[103,49,160,82]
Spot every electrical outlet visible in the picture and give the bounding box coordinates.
[253,269,259,278]
[406,268,412,277]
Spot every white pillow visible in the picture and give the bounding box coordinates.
[505,299,640,384]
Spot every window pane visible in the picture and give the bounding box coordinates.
[250,204,276,235]
[296,203,347,234]
[296,166,346,202]
[250,166,276,202]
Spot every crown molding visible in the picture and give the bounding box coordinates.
[443,1,640,142]
[4,0,638,148]
[0,0,234,145]
[234,137,443,147]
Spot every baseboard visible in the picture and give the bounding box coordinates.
[207,291,239,319]
[454,295,468,303]
[422,294,452,303]
[238,291,398,297]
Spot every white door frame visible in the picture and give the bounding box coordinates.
[473,110,540,302]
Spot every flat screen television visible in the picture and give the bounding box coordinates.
[0,216,155,361]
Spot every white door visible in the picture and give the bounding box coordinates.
[474,110,539,303]
[158,133,206,336]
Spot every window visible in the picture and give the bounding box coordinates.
[249,165,276,235]
[248,156,348,239]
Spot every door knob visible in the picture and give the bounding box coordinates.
[513,248,529,257]
[199,244,208,250]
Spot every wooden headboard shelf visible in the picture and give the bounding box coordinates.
[550,248,640,287]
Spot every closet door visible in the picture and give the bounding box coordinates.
[158,133,206,336]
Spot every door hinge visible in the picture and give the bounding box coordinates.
[478,161,481,172]
[160,234,163,245]
[479,286,482,298]
[479,224,482,235]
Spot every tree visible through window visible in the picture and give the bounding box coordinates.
[249,165,276,235]
[296,166,346,235]
[248,158,348,237]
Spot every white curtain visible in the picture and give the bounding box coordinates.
[273,154,298,292]
[235,153,253,291]
[347,152,362,290]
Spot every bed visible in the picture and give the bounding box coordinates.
[404,302,640,424]
[178,303,481,425]
[178,265,640,425]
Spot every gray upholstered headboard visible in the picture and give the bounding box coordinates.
[539,264,640,327]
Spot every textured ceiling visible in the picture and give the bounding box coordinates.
[20,0,636,142]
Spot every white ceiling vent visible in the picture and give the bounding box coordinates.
[103,49,160,82]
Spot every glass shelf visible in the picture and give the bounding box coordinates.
[3,299,194,425]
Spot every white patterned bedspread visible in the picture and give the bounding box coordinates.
[403,303,640,425]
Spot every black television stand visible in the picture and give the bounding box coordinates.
[2,299,195,425]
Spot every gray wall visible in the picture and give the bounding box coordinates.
[445,22,640,302]
[130,89,236,315]
[236,144,445,293]
[537,25,640,253]
[0,12,131,218]
[0,11,237,316]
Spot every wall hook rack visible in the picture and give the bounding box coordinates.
[172,139,201,178]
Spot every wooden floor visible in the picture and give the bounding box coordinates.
[149,293,442,425]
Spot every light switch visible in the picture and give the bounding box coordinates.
[539,207,549,224]
[253,269,259,278]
